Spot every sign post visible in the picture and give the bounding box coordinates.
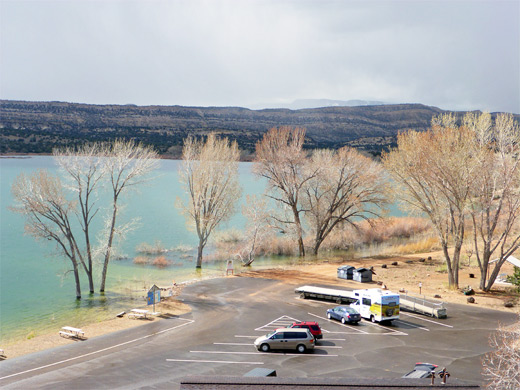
[147,284,161,313]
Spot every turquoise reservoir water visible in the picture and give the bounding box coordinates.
[0,156,272,342]
[0,156,405,343]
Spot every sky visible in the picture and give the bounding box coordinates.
[1,0,519,113]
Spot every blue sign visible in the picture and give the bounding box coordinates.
[147,288,160,306]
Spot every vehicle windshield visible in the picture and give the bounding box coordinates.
[266,331,276,338]
[344,307,358,314]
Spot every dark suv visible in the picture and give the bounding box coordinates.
[287,321,323,340]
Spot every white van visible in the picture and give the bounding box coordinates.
[350,288,400,323]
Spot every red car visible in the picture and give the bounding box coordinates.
[286,321,323,340]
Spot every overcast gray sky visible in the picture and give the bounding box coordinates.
[1,0,518,113]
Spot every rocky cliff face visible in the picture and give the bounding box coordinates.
[0,100,455,157]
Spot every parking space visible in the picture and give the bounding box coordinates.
[161,290,469,378]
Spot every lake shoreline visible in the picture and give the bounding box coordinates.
[2,251,518,360]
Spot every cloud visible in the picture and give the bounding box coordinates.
[0,0,518,113]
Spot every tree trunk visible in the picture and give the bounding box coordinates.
[312,239,321,256]
[84,226,95,294]
[100,202,117,292]
[442,243,456,289]
[293,207,305,257]
[73,262,81,300]
[452,234,464,289]
[479,249,491,291]
[196,239,204,268]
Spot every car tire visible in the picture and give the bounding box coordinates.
[341,317,346,324]
[371,315,376,323]
[327,313,331,319]
[260,343,270,352]
[296,344,306,353]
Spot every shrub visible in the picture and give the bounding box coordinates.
[133,256,150,265]
[136,241,166,254]
[152,256,170,267]
[506,266,520,292]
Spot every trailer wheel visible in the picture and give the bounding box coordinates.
[336,298,342,304]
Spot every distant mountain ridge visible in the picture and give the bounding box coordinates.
[250,98,387,110]
[1,100,515,158]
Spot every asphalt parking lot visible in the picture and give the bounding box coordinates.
[0,276,517,389]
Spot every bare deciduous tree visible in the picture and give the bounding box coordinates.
[177,133,242,268]
[303,147,389,255]
[253,126,316,257]
[53,143,105,294]
[466,113,520,291]
[383,114,475,289]
[482,316,520,390]
[236,194,273,266]
[99,139,159,292]
[11,171,85,299]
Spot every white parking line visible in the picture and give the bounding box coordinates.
[166,359,263,365]
[0,320,195,381]
[190,351,338,357]
[323,338,346,341]
[316,346,342,349]
[235,335,259,338]
[307,313,369,334]
[370,324,408,336]
[254,315,301,331]
[400,312,454,328]
[394,320,429,331]
[214,343,252,346]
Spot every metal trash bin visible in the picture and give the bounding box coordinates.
[337,265,355,280]
[353,267,372,283]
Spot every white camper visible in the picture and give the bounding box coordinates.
[350,288,400,323]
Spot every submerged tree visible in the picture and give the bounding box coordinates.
[99,139,159,292]
[254,127,316,257]
[383,114,475,289]
[11,171,85,299]
[177,133,242,268]
[54,143,105,294]
[303,147,389,255]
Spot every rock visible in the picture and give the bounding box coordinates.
[427,256,432,260]
[467,297,475,303]
[399,288,406,293]
[391,261,398,266]
[504,301,515,308]
[469,273,475,278]
[434,294,441,299]
[418,258,426,262]
[381,264,387,269]
[405,260,413,264]
[376,281,383,285]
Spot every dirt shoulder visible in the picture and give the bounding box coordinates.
[2,252,518,360]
